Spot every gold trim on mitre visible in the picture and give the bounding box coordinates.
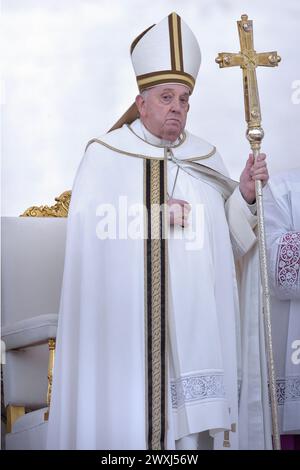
[137,71,195,93]
[168,12,183,72]
[131,24,155,54]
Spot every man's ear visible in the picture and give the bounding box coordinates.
[135,95,145,117]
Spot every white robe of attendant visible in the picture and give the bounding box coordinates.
[264,170,300,434]
[46,119,271,450]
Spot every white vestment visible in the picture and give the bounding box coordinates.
[46,119,271,450]
[264,170,300,434]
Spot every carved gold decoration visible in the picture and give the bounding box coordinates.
[20,191,71,217]
[6,405,25,433]
[223,423,236,448]
[44,338,56,421]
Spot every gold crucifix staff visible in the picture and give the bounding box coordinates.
[215,14,281,450]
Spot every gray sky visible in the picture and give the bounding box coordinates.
[1,0,300,215]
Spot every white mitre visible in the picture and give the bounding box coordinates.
[110,12,201,131]
[131,12,201,93]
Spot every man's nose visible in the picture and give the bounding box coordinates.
[170,98,182,112]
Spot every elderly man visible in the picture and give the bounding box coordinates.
[47,13,270,450]
[264,169,300,450]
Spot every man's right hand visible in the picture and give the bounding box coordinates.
[167,198,191,227]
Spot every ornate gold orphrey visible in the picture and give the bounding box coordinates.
[216,15,281,450]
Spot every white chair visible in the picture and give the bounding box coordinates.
[1,215,67,449]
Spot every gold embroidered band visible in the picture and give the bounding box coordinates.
[144,158,168,450]
[137,71,195,92]
[168,12,183,71]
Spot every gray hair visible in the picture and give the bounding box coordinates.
[140,89,149,99]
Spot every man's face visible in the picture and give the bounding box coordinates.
[136,84,190,142]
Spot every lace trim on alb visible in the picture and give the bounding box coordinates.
[276,232,300,296]
[171,372,226,409]
[275,377,300,405]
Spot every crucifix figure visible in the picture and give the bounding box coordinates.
[216,14,281,450]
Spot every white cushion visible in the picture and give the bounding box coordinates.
[2,314,58,350]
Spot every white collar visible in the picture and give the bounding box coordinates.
[131,119,181,147]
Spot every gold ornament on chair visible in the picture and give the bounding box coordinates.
[20,191,72,218]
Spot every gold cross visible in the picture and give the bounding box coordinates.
[215,14,281,152]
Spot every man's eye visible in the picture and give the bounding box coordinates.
[180,98,188,104]
[162,95,172,101]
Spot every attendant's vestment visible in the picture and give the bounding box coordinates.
[264,170,300,435]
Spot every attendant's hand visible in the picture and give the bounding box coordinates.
[167,198,191,227]
[239,153,269,204]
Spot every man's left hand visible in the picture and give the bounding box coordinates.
[239,153,269,204]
